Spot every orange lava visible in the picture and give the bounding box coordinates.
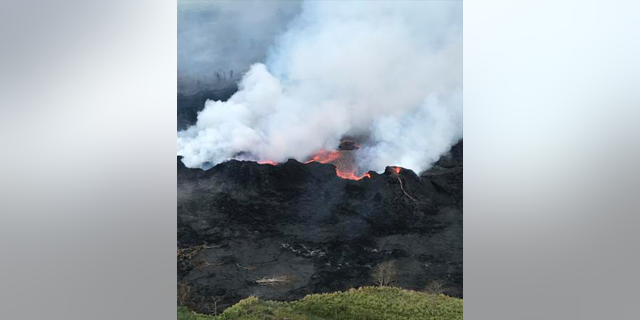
[257,160,278,166]
[305,149,370,180]
[304,149,342,164]
[391,166,401,174]
[256,145,375,181]
[335,169,371,180]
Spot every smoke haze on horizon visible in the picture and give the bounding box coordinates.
[178,0,301,91]
[177,1,462,174]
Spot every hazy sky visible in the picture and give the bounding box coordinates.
[177,0,301,82]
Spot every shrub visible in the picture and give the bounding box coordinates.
[177,286,463,320]
[424,279,447,295]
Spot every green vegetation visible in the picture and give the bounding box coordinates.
[177,286,463,320]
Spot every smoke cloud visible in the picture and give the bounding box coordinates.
[178,1,462,174]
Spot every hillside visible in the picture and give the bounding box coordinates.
[178,141,462,311]
[177,286,463,320]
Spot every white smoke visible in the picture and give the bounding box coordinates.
[178,1,462,174]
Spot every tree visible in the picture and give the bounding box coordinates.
[371,261,399,286]
[206,296,223,316]
[424,279,447,294]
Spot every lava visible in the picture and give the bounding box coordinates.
[335,169,370,180]
[305,148,370,180]
[257,160,278,166]
[255,150,375,180]
[304,149,342,164]
[254,140,372,180]
[388,166,415,201]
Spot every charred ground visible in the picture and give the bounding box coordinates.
[177,140,462,313]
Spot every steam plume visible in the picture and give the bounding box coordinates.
[177,1,462,174]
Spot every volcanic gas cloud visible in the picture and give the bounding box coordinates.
[177,1,462,175]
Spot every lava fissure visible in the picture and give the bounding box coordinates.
[255,143,406,181]
[303,147,370,180]
[257,160,278,166]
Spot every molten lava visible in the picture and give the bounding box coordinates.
[335,169,369,180]
[391,166,402,174]
[257,160,278,166]
[304,149,342,164]
[254,139,371,180]
[305,148,370,180]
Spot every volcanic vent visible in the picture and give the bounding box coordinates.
[258,138,372,180]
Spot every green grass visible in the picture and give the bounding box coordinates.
[178,286,462,320]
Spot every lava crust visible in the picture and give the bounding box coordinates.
[178,141,462,312]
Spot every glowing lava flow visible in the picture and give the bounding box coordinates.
[304,149,342,164]
[305,149,370,180]
[257,160,278,165]
[254,147,371,180]
[335,169,370,180]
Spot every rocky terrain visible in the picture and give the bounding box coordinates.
[177,140,462,312]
